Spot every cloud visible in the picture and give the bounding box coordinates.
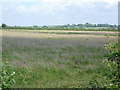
[2,0,118,3]
[2,0,119,14]
[42,0,119,7]
[1,0,118,25]
[0,3,2,25]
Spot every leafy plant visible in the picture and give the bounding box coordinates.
[87,42,119,88]
[0,62,16,89]
[88,74,101,88]
[104,42,120,88]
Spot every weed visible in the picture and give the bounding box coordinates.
[1,62,16,89]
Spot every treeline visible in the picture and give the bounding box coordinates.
[1,23,118,31]
[55,23,117,29]
[118,25,120,30]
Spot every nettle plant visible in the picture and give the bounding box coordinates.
[104,42,120,88]
[0,62,16,89]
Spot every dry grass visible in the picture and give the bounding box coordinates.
[23,30,118,34]
[2,30,117,39]
[2,29,118,33]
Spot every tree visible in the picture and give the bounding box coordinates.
[2,23,7,28]
[85,23,93,27]
[33,25,38,27]
[118,25,120,30]
[94,24,97,27]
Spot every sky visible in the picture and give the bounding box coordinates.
[118,1,120,25]
[0,0,119,26]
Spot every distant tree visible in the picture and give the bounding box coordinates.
[72,24,76,26]
[104,23,109,27]
[2,23,7,28]
[94,24,97,27]
[109,25,114,27]
[97,24,102,27]
[77,24,84,28]
[33,25,38,27]
[85,23,93,27]
[114,25,117,27]
[43,26,48,28]
[118,25,120,30]
[67,24,70,26]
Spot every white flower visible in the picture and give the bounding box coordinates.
[110,83,114,86]
[13,72,16,74]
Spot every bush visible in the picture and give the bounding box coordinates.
[87,42,119,88]
[104,42,120,88]
[0,62,16,89]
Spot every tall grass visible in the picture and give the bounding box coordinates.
[2,30,118,88]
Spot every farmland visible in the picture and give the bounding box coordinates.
[1,29,118,88]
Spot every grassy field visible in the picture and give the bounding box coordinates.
[1,30,118,88]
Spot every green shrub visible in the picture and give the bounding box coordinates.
[104,42,120,88]
[87,42,119,88]
[0,62,16,89]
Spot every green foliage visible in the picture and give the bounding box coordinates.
[1,23,117,31]
[104,42,120,88]
[0,62,16,88]
[1,26,117,31]
[88,74,101,88]
[86,42,120,88]
[2,23,7,28]
[118,25,120,30]
[105,43,120,62]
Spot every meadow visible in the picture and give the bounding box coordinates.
[1,29,118,88]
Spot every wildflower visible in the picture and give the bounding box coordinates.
[110,83,114,86]
[13,72,16,74]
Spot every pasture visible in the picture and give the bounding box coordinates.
[1,30,118,88]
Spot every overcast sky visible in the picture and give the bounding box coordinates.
[0,0,119,26]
